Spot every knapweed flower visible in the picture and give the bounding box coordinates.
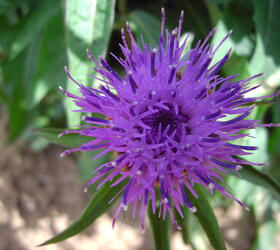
[59,9,280,230]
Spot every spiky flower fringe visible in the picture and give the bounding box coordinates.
[60,9,280,230]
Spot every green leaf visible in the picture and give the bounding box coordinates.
[238,127,269,164]
[64,0,97,128]
[28,10,67,108]
[148,202,170,250]
[0,86,8,104]
[64,0,115,127]
[128,10,161,48]
[255,218,279,250]
[180,32,194,59]
[91,0,116,58]
[3,37,41,142]
[1,1,64,142]
[39,177,126,246]
[252,198,279,250]
[186,185,227,250]
[34,128,91,148]
[237,166,280,202]
[0,67,8,104]
[249,0,280,89]
[0,0,10,15]
[175,208,193,246]
[78,151,112,184]
[9,0,60,59]
[209,7,254,75]
[222,54,251,81]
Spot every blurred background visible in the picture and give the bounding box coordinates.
[0,0,280,249]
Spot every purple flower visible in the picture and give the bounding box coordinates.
[59,9,280,230]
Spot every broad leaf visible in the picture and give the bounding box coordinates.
[91,0,116,58]
[39,176,126,246]
[64,0,115,127]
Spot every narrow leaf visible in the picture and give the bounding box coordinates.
[78,151,112,184]
[33,128,91,148]
[186,185,227,250]
[148,203,170,250]
[237,166,280,202]
[39,177,126,246]
[175,208,193,246]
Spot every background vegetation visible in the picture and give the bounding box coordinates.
[0,0,279,249]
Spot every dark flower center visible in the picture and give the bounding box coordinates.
[152,109,178,132]
[142,104,189,143]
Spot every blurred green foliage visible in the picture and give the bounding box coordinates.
[0,0,280,249]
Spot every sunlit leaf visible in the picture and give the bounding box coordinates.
[180,32,194,59]
[253,198,279,249]
[239,127,269,164]
[91,0,116,58]
[237,166,280,202]
[255,218,279,250]
[64,0,115,127]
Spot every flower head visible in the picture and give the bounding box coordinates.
[60,9,280,230]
